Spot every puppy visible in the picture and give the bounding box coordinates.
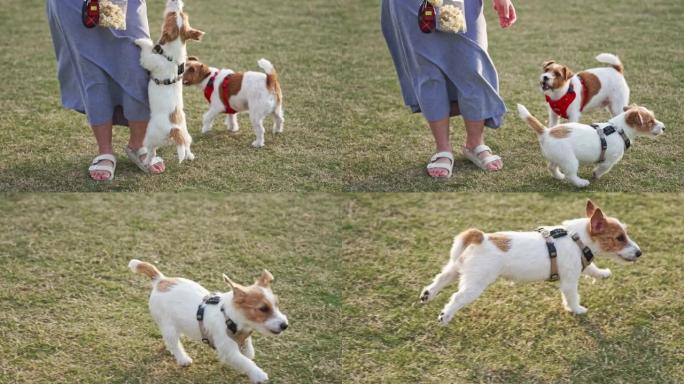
[518,103,664,187]
[540,53,629,127]
[420,200,641,325]
[129,260,288,384]
[134,0,204,165]
[183,58,284,148]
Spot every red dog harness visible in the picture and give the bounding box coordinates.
[545,78,589,119]
[204,72,237,114]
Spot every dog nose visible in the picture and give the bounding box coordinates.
[279,322,288,331]
[635,250,642,258]
[542,75,548,81]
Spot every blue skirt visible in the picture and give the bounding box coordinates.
[47,0,151,126]
[381,0,506,127]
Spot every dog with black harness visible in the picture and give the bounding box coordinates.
[420,200,642,325]
[128,260,288,384]
[518,103,664,187]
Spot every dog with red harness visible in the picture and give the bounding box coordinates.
[540,53,630,127]
[183,57,284,148]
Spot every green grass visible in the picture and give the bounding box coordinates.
[341,193,684,383]
[341,0,684,191]
[1,0,682,191]
[0,194,344,383]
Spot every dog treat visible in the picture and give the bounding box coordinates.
[428,0,467,34]
[98,0,126,30]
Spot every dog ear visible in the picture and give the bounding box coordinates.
[589,208,607,234]
[542,60,555,70]
[623,103,638,112]
[182,27,205,42]
[561,66,574,80]
[187,56,199,62]
[224,274,247,300]
[223,273,238,288]
[256,270,274,288]
[586,200,598,218]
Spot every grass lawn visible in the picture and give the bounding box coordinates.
[0,0,346,191]
[0,194,343,383]
[341,193,684,383]
[342,0,684,191]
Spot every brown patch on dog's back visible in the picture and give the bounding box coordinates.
[233,286,273,324]
[461,228,484,247]
[219,73,244,107]
[156,278,178,292]
[169,127,186,145]
[488,233,511,252]
[577,71,601,105]
[549,125,572,138]
[169,107,183,126]
[135,261,161,280]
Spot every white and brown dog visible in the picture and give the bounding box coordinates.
[129,260,288,384]
[420,200,641,325]
[134,0,204,165]
[518,103,664,187]
[183,58,284,148]
[541,53,629,127]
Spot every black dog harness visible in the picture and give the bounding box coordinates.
[196,294,251,350]
[592,123,631,163]
[150,44,185,86]
[536,227,594,281]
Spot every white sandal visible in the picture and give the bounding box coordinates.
[88,154,116,181]
[125,146,164,174]
[463,144,502,171]
[426,151,454,178]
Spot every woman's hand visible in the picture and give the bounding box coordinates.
[492,0,517,28]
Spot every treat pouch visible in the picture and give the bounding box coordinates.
[82,0,128,30]
[435,0,467,33]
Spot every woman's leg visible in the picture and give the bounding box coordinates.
[464,119,503,171]
[90,123,114,181]
[128,120,165,174]
[428,117,453,178]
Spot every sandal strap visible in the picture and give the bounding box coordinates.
[480,154,501,165]
[471,144,492,156]
[429,151,454,163]
[91,153,116,165]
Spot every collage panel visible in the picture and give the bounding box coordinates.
[0,194,343,383]
[341,193,683,382]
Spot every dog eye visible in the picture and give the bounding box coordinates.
[616,235,626,242]
[259,305,270,313]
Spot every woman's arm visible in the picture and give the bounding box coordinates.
[492,0,517,28]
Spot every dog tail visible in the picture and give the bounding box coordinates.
[595,53,623,74]
[129,259,164,281]
[517,104,547,135]
[258,58,282,104]
[450,228,485,261]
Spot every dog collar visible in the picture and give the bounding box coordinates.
[196,294,252,350]
[204,72,238,114]
[591,123,631,163]
[153,44,185,76]
[152,75,183,86]
[537,227,594,281]
[544,78,590,119]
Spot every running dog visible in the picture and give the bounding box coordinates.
[129,260,288,383]
[420,200,641,325]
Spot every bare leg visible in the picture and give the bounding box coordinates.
[89,122,114,181]
[128,120,164,174]
[464,119,502,171]
[427,117,453,178]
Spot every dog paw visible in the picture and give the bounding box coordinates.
[597,268,612,279]
[438,311,453,326]
[176,356,193,367]
[186,152,195,161]
[249,369,269,384]
[565,305,588,315]
[571,179,591,188]
[252,140,265,148]
[420,288,434,303]
[201,127,211,134]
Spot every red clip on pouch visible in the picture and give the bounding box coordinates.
[82,0,100,28]
[418,0,436,33]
